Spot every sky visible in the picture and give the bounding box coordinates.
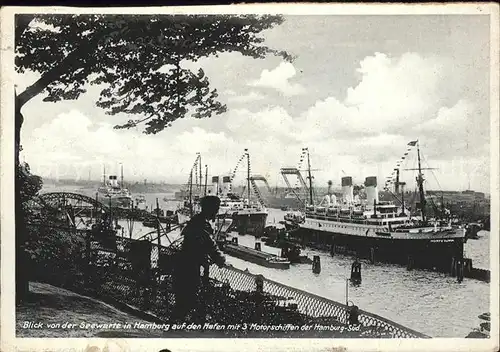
[17,14,492,193]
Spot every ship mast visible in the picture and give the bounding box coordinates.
[120,163,124,187]
[199,154,202,192]
[204,165,208,196]
[394,168,400,194]
[103,165,106,185]
[416,141,427,223]
[189,169,193,217]
[305,147,314,206]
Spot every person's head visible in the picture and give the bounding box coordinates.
[200,195,221,220]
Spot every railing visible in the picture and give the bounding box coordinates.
[209,265,428,338]
[24,223,429,338]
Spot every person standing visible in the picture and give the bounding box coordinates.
[171,196,226,323]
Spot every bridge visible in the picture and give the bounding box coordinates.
[31,192,157,229]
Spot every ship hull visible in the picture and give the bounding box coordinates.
[228,212,268,237]
[222,244,290,269]
[97,194,133,208]
[294,218,465,272]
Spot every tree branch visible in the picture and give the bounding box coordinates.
[113,113,156,130]
[17,32,107,109]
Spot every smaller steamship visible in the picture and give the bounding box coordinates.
[97,165,133,208]
[177,151,268,237]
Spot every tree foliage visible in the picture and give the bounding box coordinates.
[17,162,43,220]
[14,14,291,300]
[16,14,292,134]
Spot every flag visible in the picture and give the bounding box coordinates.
[407,140,418,146]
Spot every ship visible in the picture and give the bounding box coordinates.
[97,165,133,208]
[288,141,467,272]
[220,236,291,270]
[260,224,312,264]
[135,194,146,205]
[216,174,268,237]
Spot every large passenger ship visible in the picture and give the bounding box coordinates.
[289,141,466,271]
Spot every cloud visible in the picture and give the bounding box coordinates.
[227,91,266,103]
[225,106,294,140]
[414,100,489,159]
[22,110,236,183]
[346,52,445,125]
[250,62,305,96]
[21,50,490,193]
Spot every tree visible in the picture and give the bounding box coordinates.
[15,161,43,303]
[16,14,292,144]
[15,13,291,301]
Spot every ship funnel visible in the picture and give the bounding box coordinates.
[322,195,331,207]
[365,176,379,207]
[211,176,219,195]
[109,175,118,187]
[341,176,353,204]
[330,193,337,206]
[326,180,337,206]
[222,176,232,195]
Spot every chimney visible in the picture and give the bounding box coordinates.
[322,194,331,207]
[324,180,333,206]
[212,176,219,196]
[330,193,337,205]
[222,176,232,195]
[365,176,379,207]
[341,176,353,204]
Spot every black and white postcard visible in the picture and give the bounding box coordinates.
[1,4,499,352]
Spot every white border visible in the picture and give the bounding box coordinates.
[1,4,499,352]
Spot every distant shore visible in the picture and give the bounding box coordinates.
[42,179,182,194]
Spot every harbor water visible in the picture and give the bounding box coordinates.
[50,187,491,338]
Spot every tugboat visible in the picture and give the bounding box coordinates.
[465,223,482,240]
[260,225,311,264]
[135,194,146,205]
